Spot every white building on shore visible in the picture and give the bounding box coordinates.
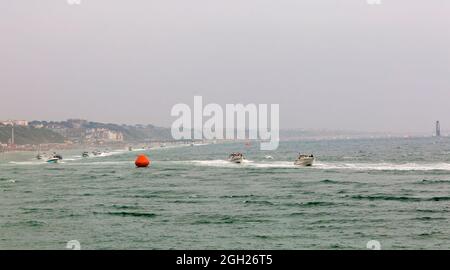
[0,120,28,126]
[85,128,124,142]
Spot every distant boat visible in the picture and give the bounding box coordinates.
[228,152,244,164]
[92,151,102,156]
[294,154,315,167]
[82,152,89,158]
[265,155,274,160]
[128,146,133,151]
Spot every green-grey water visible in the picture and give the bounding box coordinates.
[1,138,450,250]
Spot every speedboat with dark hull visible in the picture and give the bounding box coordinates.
[228,153,245,164]
[294,154,315,167]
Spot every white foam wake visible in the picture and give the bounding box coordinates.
[185,160,295,168]
[314,162,450,171]
[8,161,45,166]
[182,160,450,171]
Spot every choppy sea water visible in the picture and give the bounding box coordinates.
[1,138,450,250]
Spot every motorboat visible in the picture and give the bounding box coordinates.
[265,155,274,160]
[92,151,102,156]
[294,154,315,167]
[44,153,63,160]
[228,152,244,164]
[82,152,89,158]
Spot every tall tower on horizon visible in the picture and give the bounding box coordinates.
[436,121,441,137]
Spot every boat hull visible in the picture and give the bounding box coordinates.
[46,158,59,164]
[229,157,244,164]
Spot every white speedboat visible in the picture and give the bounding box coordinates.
[294,154,315,167]
[228,153,244,164]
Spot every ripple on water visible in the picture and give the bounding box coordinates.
[319,179,360,185]
[416,209,449,213]
[417,179,450,185]
[94,211,157,218]
[219,194,262,199]
[282,201,338,207]
[190,214,272,225]
[348,195,450,202]
[110,204,141,210]
[412,216,447,221]
[243,200,275,206]
[7,220,49,228]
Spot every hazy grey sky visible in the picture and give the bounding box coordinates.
[1,0,449,133]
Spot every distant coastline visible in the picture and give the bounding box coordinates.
[1,119,446,153]
[0,119,173,152]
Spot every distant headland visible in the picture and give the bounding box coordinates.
[0,119,172,152]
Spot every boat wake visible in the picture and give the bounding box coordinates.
[8,161,45,166]
[181,160,450,171]
[314,162,450,171]
[5,150,128,166]
[66,161,133,166]
[184,159,252,167]
[63,157,83,161]
[184,160,293,168]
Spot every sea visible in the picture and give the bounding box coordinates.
[1,137,449,250]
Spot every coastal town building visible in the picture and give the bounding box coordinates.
[67,119,88,129]
[30,123,44,129]
[0,120,28,126]
[85,128,124,142]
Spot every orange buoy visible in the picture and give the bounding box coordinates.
[135,154,150,168]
